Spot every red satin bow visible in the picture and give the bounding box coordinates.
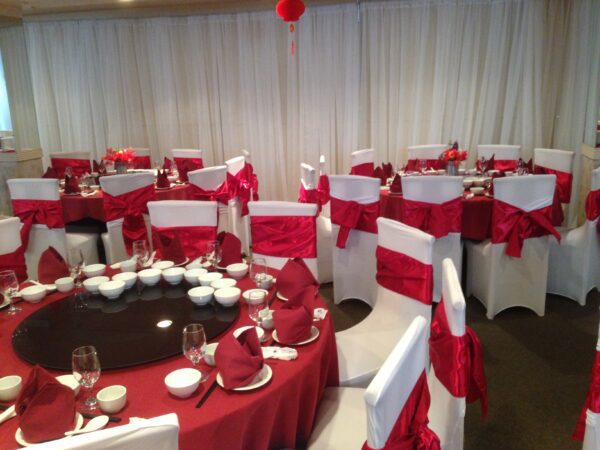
[298,184,322,214]
[573,350,600,440]
[174,157,203,182]
[491,199,560,257]
[151,225,217,261]
[350,162,375,177]
[429,298,488,418]
[330,198,379,248]
[318,174,330,206]
[50,158,91,178]
[103,185,155,255]
[189,182,230,204]
[227,164,259,216]
[401,197,462,239]
[585,189,600,234]
[362,372,441,450]
[533,165,573,203]
[250,215,317,258]
[0,247,28,282]
[11,199,65,250]
[376,246,433,305]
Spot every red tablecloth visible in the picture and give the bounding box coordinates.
[61,185,193,223]
[0,271,338,450]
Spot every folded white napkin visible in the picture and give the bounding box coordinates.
[262,347,298,361]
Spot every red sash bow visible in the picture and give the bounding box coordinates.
[250,216,317,259]
[491,200,560,257]
[318,174,330,205]
[298,185,322,214]
[585,189,600,234]
[11,199,65,250]
[0,247,28,282]
[405,159,445,171]
[330,198,379,248]
[376,246,433,305]
[151,225,217,261]
[50,158,91,178]
[430,298,488,418]
[533,165,573,203]
[189,183,230,204]
[362,372,441,450]
[103,185,155,255]
[174,157,203,182]
[401,197,462,239]
[350,162,375,177]
[227,165,259,216]
[573,350,600,440]
[132,155,151,169]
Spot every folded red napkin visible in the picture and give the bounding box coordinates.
[38,246,70,284]
[64,175,80,194]
[156,169,170,188]
[277,257,319,300]
[373,166,386,186]
[157,233,187,265]
[526,158,533,173]
[274,286,315,344]
[42,167,58,179]
[383,162,393,179]
[390,173,403,194]
[163,157,172,172]
[15,365,76,443]
[217,232,243,266]
[476,154,495,172]
[214,327,264,389]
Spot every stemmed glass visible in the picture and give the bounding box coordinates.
[182,324,208,382]
[67,249,85,288]
[418,159,427,174]
[250,258,268,288]
[0,270,21,315]
[205,241,222,271]
[478,156,488,175]
[247,290,268,327]
[132,240,149,270]
[72,345,101,411]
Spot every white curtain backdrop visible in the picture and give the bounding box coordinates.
[12,0,600,211]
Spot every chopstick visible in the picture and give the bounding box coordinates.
[267,289,278,307]
[81,412,122,423]
[195,379,218,408]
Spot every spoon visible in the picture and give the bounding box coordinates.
[64,415,109,436]
[0,405,16,426]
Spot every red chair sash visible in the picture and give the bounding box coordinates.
[362,371,441,450]
[189,183,230,204]
[131,155,151,169]
[330,198,379,248]
[151,225,217,261]
[401,197,462,239]
[376,246,433,305]
[298,185,321,214]
[103,184,155,255]
[50,158,91,178]
[493,159,517,172]
[533,164,573,203]
[491,199,560,257]
[405,159,445,171]
[173,157,203,182]
[585,189,600,234]
[350,162,375,177]
[250,216,317,259]
[227,165,259,216]
[430,298,488,418]
[573,350,600,440]
[0,246,28,282]
[11,199,65,250]
[318,174,330,205]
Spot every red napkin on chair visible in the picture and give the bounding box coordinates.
[38,247,70,284]
[476,155,495,173]
[214,327,264,389]
[15,365,76,444]
[273,286,315,344]
[163,157,172,172]
[92,160,106,175]
[157,233,187,265]
[277,257,319,300]
[42,167,58,179]
[64,175,80,194]
[383,162,393,179]
[156,169,170,189]
[390,173,403,194]
[373,166,387,186]
[217,232,243,266]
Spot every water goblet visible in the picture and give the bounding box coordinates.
[132,240,149,270]
[250,258,268,288]
[182,324,208,382]
[205,241,222,271]
[478,156,488,175]
[72,345,101,410]
[67,248,85,288]
[247,290,268,327]
[0,269,21,315]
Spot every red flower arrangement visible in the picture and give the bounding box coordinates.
[103,147,136,163]
[440,142,468,163]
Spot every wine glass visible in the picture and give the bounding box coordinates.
[250,257,268,288]
[182,324,208,382]
[132,240,149,270]
[478,156,488,175]
[418,159,427,174]
[247,290,267,327]
[67,249,85,288]
[0,270,21,315]
[72,345,101,410]
[205,241,222,271]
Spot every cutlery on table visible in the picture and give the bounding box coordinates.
[81,412,122,423]
[65,415,109,436]
[195,379,218,409]
[0,405,15,425]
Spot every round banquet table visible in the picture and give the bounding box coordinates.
[0,269,338,450]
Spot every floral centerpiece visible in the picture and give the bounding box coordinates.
[103,147,136,174]
[440,142,468,175]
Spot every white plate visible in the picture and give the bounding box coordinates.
[242,289,269,301]
[276,291,288,301]
[233,325,265,341]
[152,260,174,270]
[16,413,83,447]
[272,326,319,346]
[0,297,10,310]
[216,364,272,391]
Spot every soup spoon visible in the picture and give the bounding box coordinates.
[65,415,109,436]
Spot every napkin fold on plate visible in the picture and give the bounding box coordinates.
[214,327,265,389]
[217,232,243,266]
[42,167,58,179]
[277,257,319,300]
[390,173,403,194]
[273,286,315,345]
[382,162,393,179]
[157,233,187,265]
[38,246,70,284]
[373,166,387,186]
[92,160,107,175]
[15,365,76,444]
[476,154,495,173]
[156,169,170,189]
[64,175,81,194]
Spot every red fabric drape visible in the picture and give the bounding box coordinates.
[533,165,573,203]
[573,350,600,440]
[11,199,65,250]
[298,184,322,214]
[330,198,379,248]
[50,158,91,178]
[189,183,230,204]
[151,225,217,261]
[227,164,259,216]
[350,162,375,177]
[131,155,151,169]
[317,174,330,206]
[0,247,28,282]
[250,215,317,259]
[401,197,462,239]
[174,157,203,182]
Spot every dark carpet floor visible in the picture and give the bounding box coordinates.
[320,282,600,450]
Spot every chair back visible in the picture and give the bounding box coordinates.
[225,155,246,176]
[329,175,380,204]
[477,145,521,162]
[592,167,600,191]
[493,175,555,212]
[301,163,317,189]
[188,165,227,191]
[131,148,151,169]
[441,258,466,336]
[534,148,574,174]
[241,149,251,163]
[148,201,218,228]
[8,178,60,201]
[407,144,446,161]
[402,176,463,204]
[49,152,92,178]
[171,149,203,160]
[0,217,21,254]
[351,148,375,168]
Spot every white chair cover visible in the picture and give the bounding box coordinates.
[241,148,251,163]
[351,148,375,169]
[0,216,22,254]
[28,413,180,450]
[320,155,331,218]
[533,147,575,174]
[547,167,600,305]
[476,145,521,162]
[48,151,91,166]
[428,258,467,450]
[466,175,556,319]
[7,179,99,279]
[171,148,203,160]
[329,175,380,306]
[188,165,229,234]
[99,173,154,264]
[337,217,434,387]
[148,200,218,227]
[225,155,251,255]
[407,145,447,161]
[248,201,318,279]
[584,409,600,450]
[402,176,463,303]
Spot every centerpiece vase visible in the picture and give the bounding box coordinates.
[115,161,127,175]
[447,161,459,176]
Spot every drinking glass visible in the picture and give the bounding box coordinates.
[132,240,149,270]
[72,345,101,410]
[250,257,268,288]
[0,269,21,315]
[182,324,208,382]
[205,241,222,271]
[418,159,427,174]
[67,249,85,288]
[247,290,267,327]
[478,156,488,175]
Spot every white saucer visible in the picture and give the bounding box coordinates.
[276,291,288,301]
[233,326,265,342]
[272,326,319,346]
[216,364,272,391]
[242,289,269,302]
[16,413,83,447]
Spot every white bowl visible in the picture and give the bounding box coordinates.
[112,272,137,289]
[210,278,237,290]
[188,286,214,306]
[185,261,204,270]
[470,187,485,196]
[0,375,22,402]
[83,276,110,294]
[462,178,475,189]
[204,343,218,366]
[56,374,80,396]
[257,274,274,290]
[138,268,162,286]
[233,326,265,341]
[152,260,174,270]
[97,385,127,414]
[164,368,202,398]
[226,263,248,280]
[99,280,125,299]
[473,178,485,187]
[199,272,223,286]
[184,268,207,286]
[214,287,241,307]
[162,267,186,285]
[55,277,74,293]
[83,263,106,278]
[20,285,46,303]
[120,259,137,273]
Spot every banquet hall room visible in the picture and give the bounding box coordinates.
[0,0,599,449]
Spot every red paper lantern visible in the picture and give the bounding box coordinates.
[276,0,305,23]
